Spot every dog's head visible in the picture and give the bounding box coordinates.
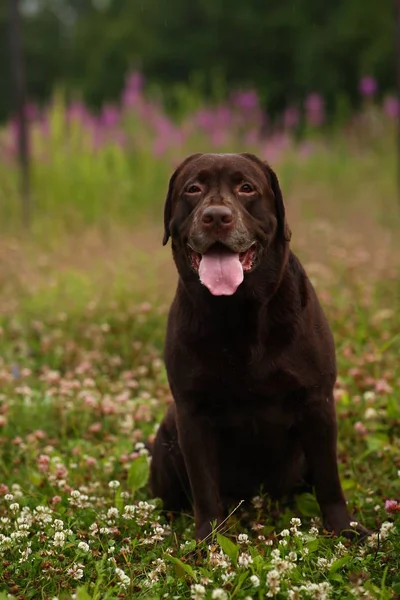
[163,153,291,296]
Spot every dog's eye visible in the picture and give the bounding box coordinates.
[239,183,254,193]
[186,184,201,194]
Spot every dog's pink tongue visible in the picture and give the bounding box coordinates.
[199,250,244,296]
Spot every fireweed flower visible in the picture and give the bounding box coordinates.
[359,76,377,97]
[305,93,325,126]
[383,95,400,118]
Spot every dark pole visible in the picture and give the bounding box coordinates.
[396,0,400,205]
[10,0,31,229]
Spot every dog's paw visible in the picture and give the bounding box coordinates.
[195,521,214,543]
[339,522,372,542]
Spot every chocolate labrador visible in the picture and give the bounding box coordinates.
[149,152,368,541]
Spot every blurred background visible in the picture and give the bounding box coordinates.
[0,0,399,315]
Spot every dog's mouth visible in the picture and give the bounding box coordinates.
[187,242,258,296]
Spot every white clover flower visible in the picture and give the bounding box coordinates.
[290,517,301,527]
[107,507,119,519]
[4,494,14,502]
[237,533,249,544]
[108,480,120,489]
[78,541,90,552]
[317,557,332,570]
[279,539,288,546]
[364,408,378,420]
[265,539,273,545]
[211,590,228,600]
[99,527,111,534]
[190,584,206,600]
[9,503,20,512]
[221,572,235,583]
[89,522,98,534]
[380,521,394,538]
[309,526,319,536]
[70,490,81,499]
[19,543,32,563]
[238,552,253,568]
[0,535,12,550]
[300,581,331,600]
[266,569,281,597]
[53,531,65,547]
[279,529,290,537]
[123,505,136,519]
[115,567,130,589]
[67,563,84,580]
[335,542,347,557]
[53,519,64,531]
[250,574,260,587]
[288,588,301,600]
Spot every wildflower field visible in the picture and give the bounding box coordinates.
[0,75,399,599]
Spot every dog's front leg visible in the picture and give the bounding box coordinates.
[300,390,370,539]
[176,402,223,541]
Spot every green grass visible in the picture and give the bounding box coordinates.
[0,97,400,599]
[0,220,399,599]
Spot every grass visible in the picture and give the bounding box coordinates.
[0,91,400,599]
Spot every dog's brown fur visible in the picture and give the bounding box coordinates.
[149,153,368,541]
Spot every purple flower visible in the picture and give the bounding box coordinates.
[244,129,258,145]
[385,499,400,514]
[231,90,259,111]
[305,93,325,126]
[283,106,300,129]
[359,76,378,97]
[210,129,228,147]
[195,109,215,131]
[215,105,233,127]
[153,136,169,157]
[125,71,144,93]
[24,102,39,121]
[383,95,400,119]
[101,104,120,128]
[67,101,88,122]
[122,71,144,108]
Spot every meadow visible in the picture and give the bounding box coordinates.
[0,74,399,599]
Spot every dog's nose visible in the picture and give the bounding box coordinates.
[201,205,233,228]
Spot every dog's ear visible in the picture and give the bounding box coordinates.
[266,165,292,242]
[163,153,203,246]
[162,170,178,246]
[240,153,291,243]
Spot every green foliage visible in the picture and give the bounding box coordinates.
[0,0,394,121]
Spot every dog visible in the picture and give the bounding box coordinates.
[149,152,369,541]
